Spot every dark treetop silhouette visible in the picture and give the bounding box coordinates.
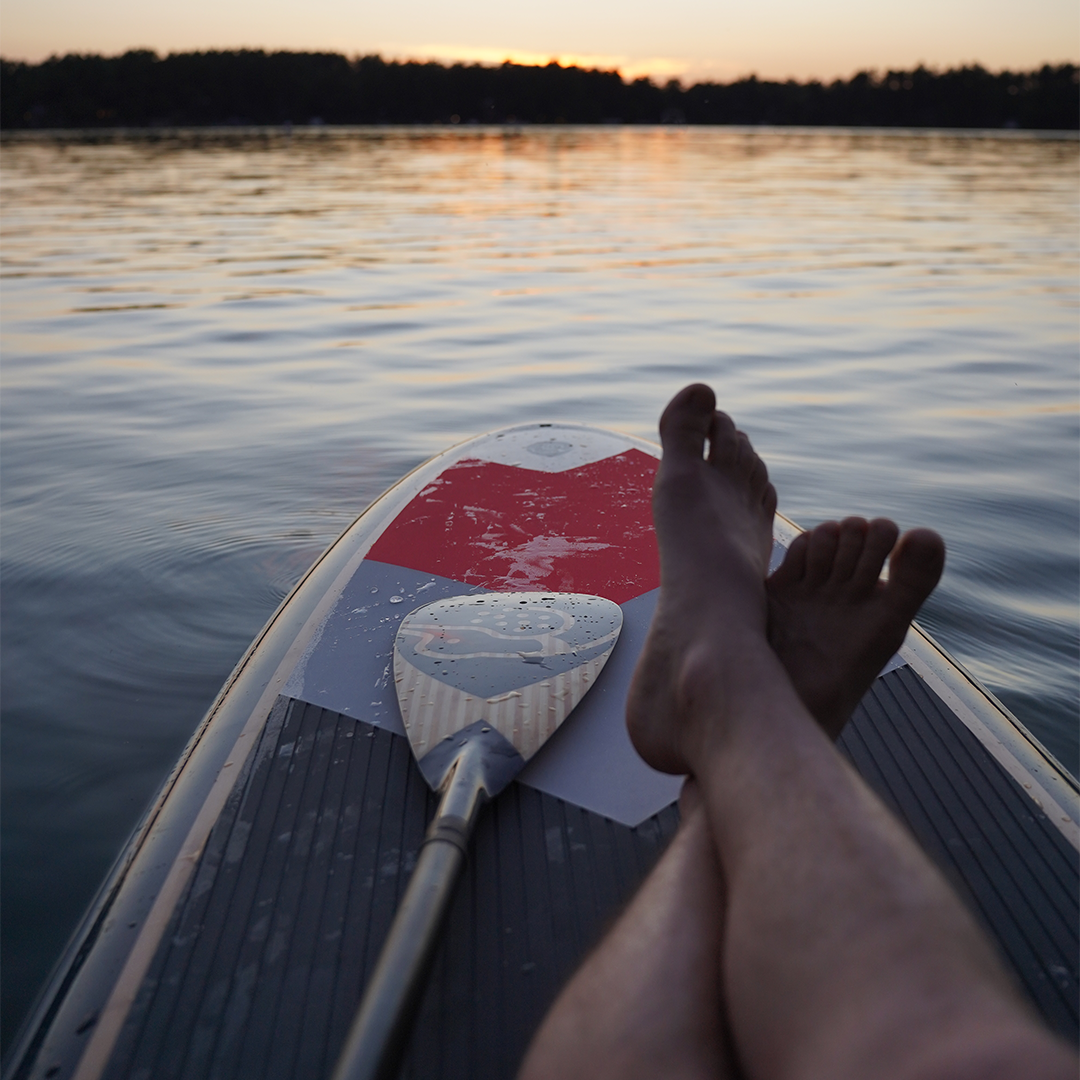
[1,50,1077,130]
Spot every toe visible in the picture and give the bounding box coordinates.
[744,438,770,497]
[705,410,741,467]
[762,481,778,520]
[769,530,809,588]
[850,518,900,591]
[804,521,841,586]
[833,517,870,582]
[659,384,716,462]
[886,528,945,616]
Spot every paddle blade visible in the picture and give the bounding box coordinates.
[393,592,622,792]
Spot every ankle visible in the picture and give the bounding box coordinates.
[678,639,797,759]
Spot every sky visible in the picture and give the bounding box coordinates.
[1,0,1076,82]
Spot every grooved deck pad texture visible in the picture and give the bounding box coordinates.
[102,697,680,1080]
[103,668,1078,1080]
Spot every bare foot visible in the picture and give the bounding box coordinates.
[767,517,945,738]
[627,383,946,774]
[627,384,777,775]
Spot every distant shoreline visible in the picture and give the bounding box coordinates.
[2,51,1077,131]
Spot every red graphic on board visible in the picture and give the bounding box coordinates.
[367,449,660,605]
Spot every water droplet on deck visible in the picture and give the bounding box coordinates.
[390,595,404,604]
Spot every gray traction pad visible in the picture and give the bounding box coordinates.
[104,698,679,1080]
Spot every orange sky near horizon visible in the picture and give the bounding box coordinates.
[1,0,1076,82]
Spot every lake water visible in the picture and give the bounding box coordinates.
[2,125,1077,1049]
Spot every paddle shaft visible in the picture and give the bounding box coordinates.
[331,747,487,1080]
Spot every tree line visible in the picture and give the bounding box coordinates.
[1,50,1076,130]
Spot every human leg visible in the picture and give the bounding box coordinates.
[522,386,957,1080]
[625,384,1071,1080]
[520,529,949,1080]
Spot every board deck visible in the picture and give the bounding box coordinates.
[6,422,1078,1080]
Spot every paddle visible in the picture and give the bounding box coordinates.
[331,591,623,1080]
